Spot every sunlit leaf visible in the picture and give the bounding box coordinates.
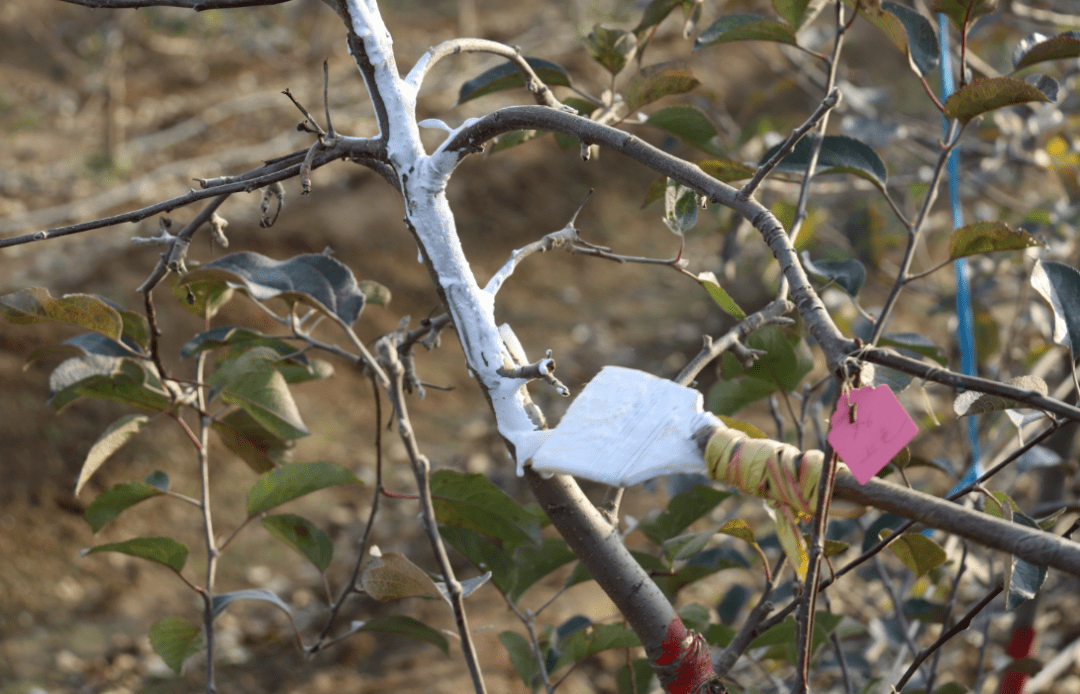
[944,77,1050,125]
[83,536,188,573]
[953,375,1048,416]
[361,551,447,603]
[171,276,234,320]
[211,347,309,440]
[0,287,122,340]
[150,616,204,675]
[84,480,164,533]
[262,514,334,572]
[357,280,391,308]
[247,461,360,516]
[885,532,947,577]
[75,414,150,496]
[625,62,700,111]
[949,222,1043,260]
[457,57,572,105]
[717,416,767,439]
[664,179,699,236]
[1031,260,1080,356]
[1014,31,1080,71]
[180,252,368,326]
[695,15,798,49]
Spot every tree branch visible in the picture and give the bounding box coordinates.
[60,0,290,8]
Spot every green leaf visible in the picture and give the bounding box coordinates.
[694,15,798,50]
[932,0,998,33]
[586,25,637,76]
[654,548,748,596]
[247,461,360,516]
[430,470,542,548]
[707,376,776,416]
[646,106,723,155]
[637,485,732,544]
[171,276,234,319]
[83,536,188,573]
[625,62,700,111]
[878,333,948,365]
[721,326,814,392]
[663,179,699,236]
[49,355,171,412]
[773,0,811,29]
[0,287,123,340]
[760,135,888,191]
[361,551,447,602]
[145,470,170,491]
[903,598,949,623]
[1031,260,1080,356]
[717,416,767,439]
[953,375,1048,416]
[75,414,150,496]
[357,279,392,308]
[211,588,293,619]
[678,603,712,633]
[882,1,940,77]
[84,480,164,533]
[353,616,449,654]
[1014,31,1080,71]
[698,158,756,182]
[664,530,718,563]
[179,325,265,359]
[944,77,1049,125]
[500,630,541,687]
[490,129,542,154]
[1007,514,1047,610]
[634,0,685,35]
[457,57,572,105]
[552,623,640,673]
[802,254,866,297]
[150,616,204,675]
[180,251,368,326]
[506,539,577,603]
[948,221,1043,260]
[26,332,133,368]
[439,526,515,594]
[618,658,655,694]
[212,409,290,474]
[717,518,758,546]
[212,347,309,440]
[749,611,842,662]
[262,514,334,572]
[885,532,947,577]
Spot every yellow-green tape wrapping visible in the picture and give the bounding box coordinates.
[703,424,843,578]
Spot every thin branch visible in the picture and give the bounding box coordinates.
[893,583,1003,691]
[439,105,854,370]
[311,375,385,652]
[676,299,795,386]
[860,347,1080,424]
[406,38,563,108]
[59,0,289,7]
[739,87,840,199]
[0,137,384,249]
[377,336,488,694]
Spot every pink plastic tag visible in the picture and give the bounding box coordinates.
[827,385,918,485]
